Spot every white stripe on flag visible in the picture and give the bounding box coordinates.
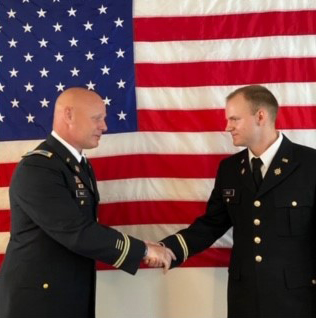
[135,35,316,63]
[134,0,316,17]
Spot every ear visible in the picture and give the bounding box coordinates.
[256,108,266,126]
[64,106,73,124]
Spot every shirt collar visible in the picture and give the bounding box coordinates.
[51,130,83,163]
[248,132,283,170]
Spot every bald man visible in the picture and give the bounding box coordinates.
[0,88,174,318]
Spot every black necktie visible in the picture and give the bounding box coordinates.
[80,157,90,176]
[251,157,263,190]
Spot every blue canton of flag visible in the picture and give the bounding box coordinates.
[0,0,137,141]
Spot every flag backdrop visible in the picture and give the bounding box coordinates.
[1,0,316,317]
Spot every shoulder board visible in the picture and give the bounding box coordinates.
[22,150,53,158]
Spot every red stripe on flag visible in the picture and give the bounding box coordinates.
[0,163,16,187]
[96,248,231,270]
[3,200,207,230]
[0,210,10,231]
[98,201,207,226]
[138,106,316,132]
[0,254,5,267]
[138,109,226,132]
[136,58,316,87]
[134,11,316,41]
[276,106,316,129]
[90,154,226,181]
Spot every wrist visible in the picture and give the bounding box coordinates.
[143,244,148,258]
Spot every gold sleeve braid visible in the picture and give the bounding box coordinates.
[176,234,189,261]
[113,234,130,268]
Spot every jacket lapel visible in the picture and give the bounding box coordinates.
[46,135,95,193]
[257,135,299,197]
[237,150,257,193]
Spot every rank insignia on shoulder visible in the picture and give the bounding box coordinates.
[222,189,235,197]
[282,158,289,163]
[23,150,53,158]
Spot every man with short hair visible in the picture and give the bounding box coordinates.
[0,87,175,318]
[157,85,316,317]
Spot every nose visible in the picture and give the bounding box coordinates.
[100,118,107,132]
[225,120,232,132]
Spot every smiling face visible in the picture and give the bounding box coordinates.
[54,88,107,152]
[225,92,261,148]
[68,92,107,150]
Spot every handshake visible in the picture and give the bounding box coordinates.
[143,241,176,274]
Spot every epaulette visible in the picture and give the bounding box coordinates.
[22,149,53,158]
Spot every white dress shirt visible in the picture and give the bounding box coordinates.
[51,130,83,163]
[248,132,283,178]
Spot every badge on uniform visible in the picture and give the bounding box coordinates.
[74,176,81,183]
[222,189,235,197]
[274,168,282,176]
[76,190,88,198]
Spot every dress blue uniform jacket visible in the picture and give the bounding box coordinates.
[161,135,316,318]
[0,135,146,318]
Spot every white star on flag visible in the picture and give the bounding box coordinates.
[83,21,93,31]
[39,68,49,77]
[117,110,127,120]
[24,53,34,62]
[40,98,50,108]
[100,35,109,45]
[0,113,5,122]
[53,22,62,32]
[70,67,80,77]
[115,48,125,58]
[38,38,48,47]
[37,8,46,18]
[85,51,94,61]
[11,99,20,108]
[116,79,126,89]
[69,37,78,47]
[0,83,5,92]
[23,23,33,32]
[55,82,65,92]
[103,96,111,106]
[9,68,19,78]
[7,9,17,18]
[26,113,35,123]
[98,5,108,14]
[101,65,110,75]
[24,82,34,92]
[86,81,96,90]
[54,52,64,62]
[68,7,77,17]
[114,17,124,27]
[8,39,18,48]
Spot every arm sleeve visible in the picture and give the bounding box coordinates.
[10,158,146,275]
[160,161,232,267]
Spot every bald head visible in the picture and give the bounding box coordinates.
[53,87,107,152]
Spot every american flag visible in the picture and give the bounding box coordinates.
[1,0,316,316]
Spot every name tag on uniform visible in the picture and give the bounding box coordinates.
[76,190,88,198]
[222,189,235,197]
